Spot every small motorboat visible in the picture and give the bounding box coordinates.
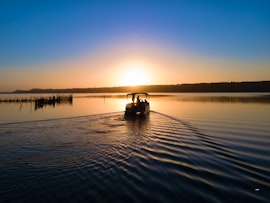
[125,92,150,115]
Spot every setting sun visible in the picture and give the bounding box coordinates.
[119,64,150,86]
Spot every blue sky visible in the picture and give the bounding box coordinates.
[0,0,269,91]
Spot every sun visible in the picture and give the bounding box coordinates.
[119,65,150,86]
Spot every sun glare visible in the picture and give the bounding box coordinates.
[119,65,150,86]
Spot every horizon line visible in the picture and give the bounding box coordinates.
[1,80,269,94]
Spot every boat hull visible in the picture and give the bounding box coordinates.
[125,102,150,115]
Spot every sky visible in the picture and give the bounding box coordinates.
[0,0,269,91]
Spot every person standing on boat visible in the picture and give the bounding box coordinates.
[137,96,140,104]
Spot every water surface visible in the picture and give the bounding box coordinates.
[0,93,269,202]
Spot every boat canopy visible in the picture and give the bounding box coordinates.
[127,92,148,96]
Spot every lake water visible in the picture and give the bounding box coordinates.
[0,93,269,202]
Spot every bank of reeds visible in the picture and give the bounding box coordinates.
[0,95,73,110]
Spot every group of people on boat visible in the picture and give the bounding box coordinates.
[132,95,148,105]
[125,92,150,115]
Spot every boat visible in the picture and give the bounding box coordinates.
[125,92,150,115]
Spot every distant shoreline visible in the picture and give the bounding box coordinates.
[2,81,270,94]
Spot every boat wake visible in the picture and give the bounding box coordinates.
[0,111,269,202]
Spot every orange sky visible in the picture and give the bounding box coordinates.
[1,41,269,92]
[1,1,270,92]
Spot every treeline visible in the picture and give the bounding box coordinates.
[13,81,270,93]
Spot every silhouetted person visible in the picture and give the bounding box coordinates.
[137,96,140,104]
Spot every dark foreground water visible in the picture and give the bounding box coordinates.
[0,111,269,203]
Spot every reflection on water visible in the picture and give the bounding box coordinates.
[148,93,270,103]
[77,93,270,103]
[33,95,72,110]
[0,112,269,202]
[170,94,270,103]
[124,113,150,136]
[0,93,270,124]
[0,95,74,124]
[0,93,270,202]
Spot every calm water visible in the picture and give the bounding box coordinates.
[0,93,269,202]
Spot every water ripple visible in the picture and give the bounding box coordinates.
[0,112,269,202]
